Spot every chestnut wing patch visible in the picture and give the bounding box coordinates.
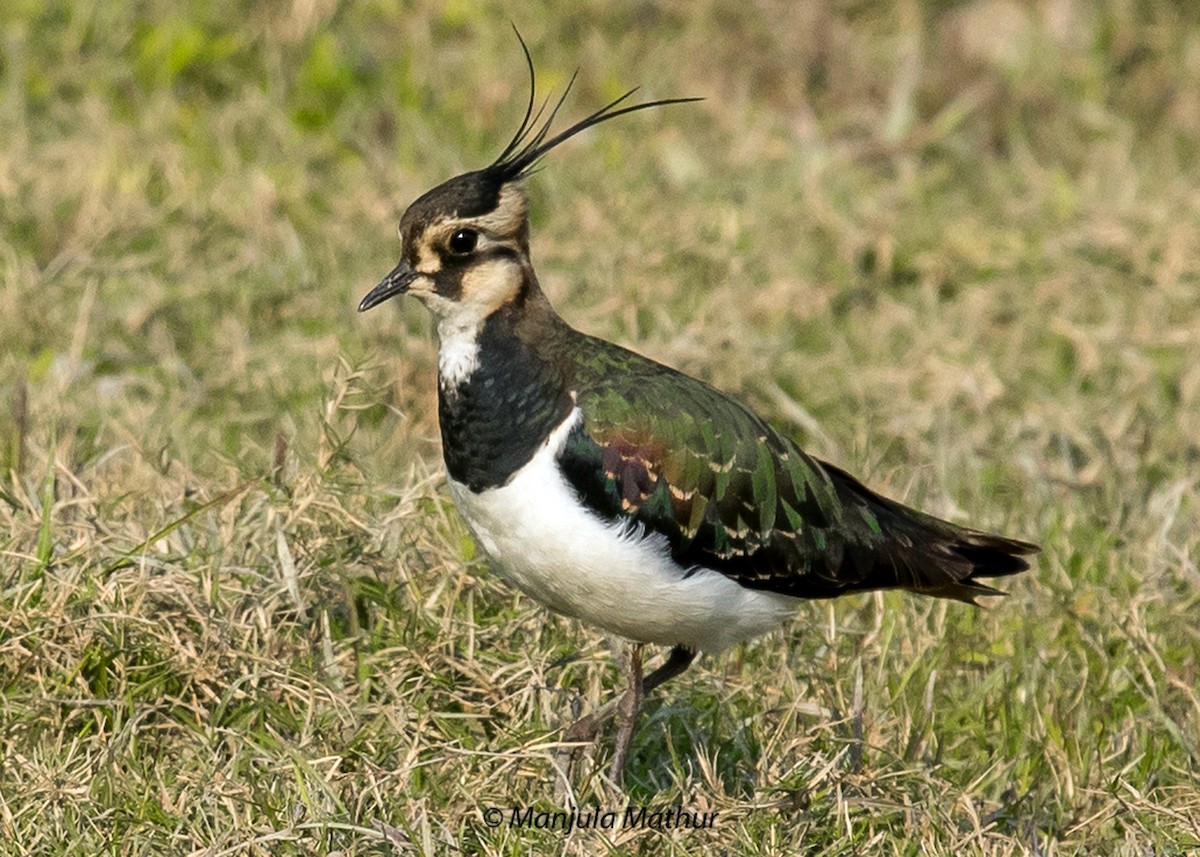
[557,406,874,598]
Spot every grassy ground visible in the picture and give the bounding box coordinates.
[2,0,1198,853]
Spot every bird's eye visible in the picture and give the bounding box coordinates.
[448,229,478,255]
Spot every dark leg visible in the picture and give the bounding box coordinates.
[643,645,696,694]
[555,645,696,788]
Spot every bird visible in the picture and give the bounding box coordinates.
[358,40,1038,785]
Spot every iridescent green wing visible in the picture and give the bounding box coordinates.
[558,336,1035,600]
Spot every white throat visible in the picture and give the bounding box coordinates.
[429,254,525,392]
[437,317,482,390]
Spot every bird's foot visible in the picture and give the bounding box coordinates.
[552,644,694,797]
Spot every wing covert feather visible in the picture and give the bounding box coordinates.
[557,335,1035,601]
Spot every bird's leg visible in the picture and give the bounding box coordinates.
[554,646,696,789]
[609,644,644,785]
[642,645,696,694]
[560,646,695,744]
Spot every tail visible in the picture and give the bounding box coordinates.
[818,459,1039,604]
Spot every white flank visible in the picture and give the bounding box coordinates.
[448,407,798,652]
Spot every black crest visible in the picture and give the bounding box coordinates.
[484,29,701,183]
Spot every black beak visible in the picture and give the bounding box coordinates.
[358,260,418,312]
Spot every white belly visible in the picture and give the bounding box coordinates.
[446,408,797,652]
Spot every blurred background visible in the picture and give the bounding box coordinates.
[1,1,1197,853]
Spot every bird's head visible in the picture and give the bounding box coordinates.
[357,167,532,330]
[358,37,699,331]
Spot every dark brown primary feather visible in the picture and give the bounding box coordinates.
[807,460,1036,602]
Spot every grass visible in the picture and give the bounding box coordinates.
[1,0,1198,853]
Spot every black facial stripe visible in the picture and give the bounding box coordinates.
[433,244,523,301]
[473,244,522,264]
[435,265,466,301]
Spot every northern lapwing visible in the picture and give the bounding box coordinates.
[359,41,1037,785]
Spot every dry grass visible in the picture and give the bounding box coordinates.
[2,1,1199,854]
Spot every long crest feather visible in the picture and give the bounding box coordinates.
[488,28,701,182]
